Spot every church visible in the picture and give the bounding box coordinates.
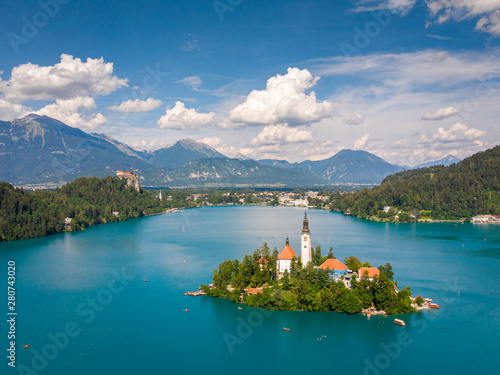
[277,211,312,274]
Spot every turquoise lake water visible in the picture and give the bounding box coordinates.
[1,206,500,375]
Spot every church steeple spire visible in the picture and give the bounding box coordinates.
[301,210,310,234]
[286,236,289,246]
[300,210,312,267]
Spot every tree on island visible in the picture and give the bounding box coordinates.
[344,256,363,272]
[378,263,394,280]
[312,245,322,266]
[203,244,415,315]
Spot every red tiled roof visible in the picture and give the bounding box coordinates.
[358,267,380,278]
[278,244,296,260]
[257,257,269,264]
[318,259,347,271]
[247,288,263,295]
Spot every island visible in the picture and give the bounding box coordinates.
[201,212,434,315]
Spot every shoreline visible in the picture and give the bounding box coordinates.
[200,291,433,316]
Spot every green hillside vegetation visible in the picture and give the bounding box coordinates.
[0,178,306,242]
[330,146,500,221]
[202,243,414,315]
[0,176,169,242]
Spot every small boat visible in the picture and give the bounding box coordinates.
[283,327,290,331]
[143,280,148,282]
[183,309,190,312]
[237,307,243,310]
[182,227,185,232]
[23,345,30,349]
[394,319,405,326]
[429,302,440,308]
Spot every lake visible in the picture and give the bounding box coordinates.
[1,206,499,375]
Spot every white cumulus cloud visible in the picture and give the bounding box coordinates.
[198,136,222,148]
[36,96,106,131]
[343,114,365,125]
[0,99,32,120]
[156,101,215,130]
[421,106,458,120]
[251,124,314,145]
[419,122,486,142]
[353,133,371,149]
[227,67,334,127]
[108,97,163,113]
[0,54,128,102]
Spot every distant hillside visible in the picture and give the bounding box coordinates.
[299,149,404,184]
[148,138,225,168]
[90,132,150,161]
[141,158,322,187]
[414,154,461,169]
[0,176,165,242]
[0,115,150,184]
[257,159,297,169]
[330,146,500,220]
[0,115,407,187]
[258,150,404,184]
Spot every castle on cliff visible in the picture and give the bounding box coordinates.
[116,171,140,192]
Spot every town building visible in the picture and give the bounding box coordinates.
[305,191,318,198]
[471,215,500,223]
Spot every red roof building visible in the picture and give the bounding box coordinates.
[318,259,348,271]
[277,237,296,274]
[278,244,296,260]
[247,288,263,295]
[257,257,269,264]
[358,267,380,279]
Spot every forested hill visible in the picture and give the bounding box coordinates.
[0,176,165,242]
[330,145,500,220]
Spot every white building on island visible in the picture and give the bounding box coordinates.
[277,211,313,274]
[300,211,312,267]
[277,237,296,273]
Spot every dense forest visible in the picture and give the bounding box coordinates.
[0,176,170,242]
[202,244,415,315]
[329,146,500,221]
[0,178,286,242]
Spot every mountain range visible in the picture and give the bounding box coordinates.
[259,149,405,184]
[0,114,461,187]
[414,154,461,168]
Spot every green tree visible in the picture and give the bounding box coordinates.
[378,263,394,281]
[344,256,362,272]
[295,280,310,308]
[312,245,322,266]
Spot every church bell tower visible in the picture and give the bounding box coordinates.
[301,211,312,267]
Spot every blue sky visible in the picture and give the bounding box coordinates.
[1,0,499,165]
